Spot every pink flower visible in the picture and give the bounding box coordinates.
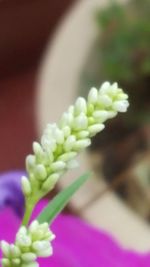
[0,172,150,266]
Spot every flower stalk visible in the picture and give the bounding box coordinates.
[1,81,129,266]
[23,82,129,209]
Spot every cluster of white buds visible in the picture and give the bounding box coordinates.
[22,81,129,198]
[1,220,55,267]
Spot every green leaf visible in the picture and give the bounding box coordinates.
[37,172,91,225]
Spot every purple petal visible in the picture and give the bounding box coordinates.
[0,171,25,217]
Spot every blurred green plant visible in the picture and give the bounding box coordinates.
[96,0,150,82]
[80,0,150,125]
[79,0,150,219]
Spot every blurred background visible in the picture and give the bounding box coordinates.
[0,0,74,171]
[1,0,150,251]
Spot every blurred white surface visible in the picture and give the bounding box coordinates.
[37,0,150,251]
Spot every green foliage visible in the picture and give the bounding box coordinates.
[37,172,91,225]
[95,0,150,82]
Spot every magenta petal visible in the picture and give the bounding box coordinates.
[0,207,20,242]
[31,201,150,267]
[0,207,20,258]
[41,215,150,267]
[1,195,150,266]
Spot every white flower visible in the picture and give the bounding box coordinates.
[1,81,129,267]
[24,81,129,198]
[1,221,55,267]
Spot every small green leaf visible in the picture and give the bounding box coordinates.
[37,172,91,225]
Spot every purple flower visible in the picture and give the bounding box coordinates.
[0,171,25,217]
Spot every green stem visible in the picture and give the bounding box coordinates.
[22,197,38,226]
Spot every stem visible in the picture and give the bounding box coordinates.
[22,198,38,226]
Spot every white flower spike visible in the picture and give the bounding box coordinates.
[23,82,129,202]
[1,81,129,267]
[1,220,55,267]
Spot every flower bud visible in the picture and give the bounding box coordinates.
[26,155,36,173]
[1,220,55,266]
[35,164,47,181]
[110,82,118,95]
[53,128,64,144]
[98,94,112,107]
[73,113,88,130]
[88,87,98,104]
[10,244,20,257]
[22,263,38,267]
[1,241,10,258]
[113,100,129,112]
[107,111,117,119]
[76,130,89,139]
[64,135,76,152]
[29,221,39,234]
[36,247,52,257]
[68,105,74,114]
[32,241,50,253]
[88,116,95,125]
[16,234,32,248]
[88,124,105,136]
[61,126,71,138]
[21,252,37,262]
[74,97,87,114]
[51,161,66,172]
[73,139,91,151]
[93,110,109,122]
[41,137,56,153]
[58,152,77,162]
[1,258,10,267]
[33,142,44,160]
[21,176,32,196]
[12,258,21,265]
[42,173,60,191]
[99,81,110,94]
[60,112,73,128]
